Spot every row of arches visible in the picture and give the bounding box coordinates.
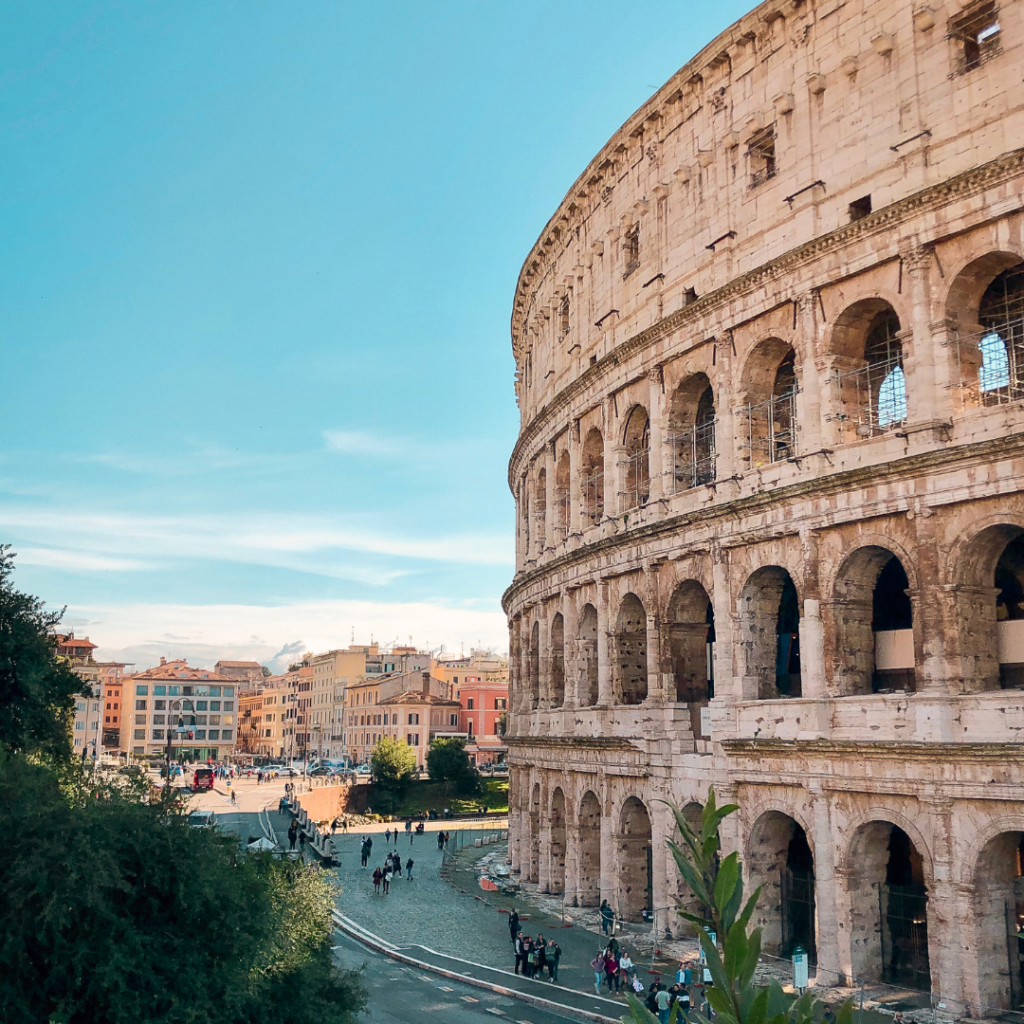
[518,256,1024,553]
[520,783,1024,1012]
[515,521,1024,707]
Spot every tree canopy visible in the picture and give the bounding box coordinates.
[370,735,417,788]
[0,546,85,762]
[0,553,364,1024]
[426,736,479,795]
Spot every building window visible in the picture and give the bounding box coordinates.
[950,2,1001,73]
[559,294,570,340]
[221,730,232,741]
[208,730,220,741]
[133,729,145,740]
[408,713,420,725]
[135,699,147,711]
[450,713,458,726]
[623,223,640,277]
[407,734,419,746]
[748,126,777,188]
[195,730,206,740]
[74,721,84,731]
[495,698,507,710]
[152,730,164,740]
[467,699,474,710]
[136,685,148,695]
[849,195,872,222]
[209,701,221,711]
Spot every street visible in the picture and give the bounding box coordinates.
[331,929,589,1024]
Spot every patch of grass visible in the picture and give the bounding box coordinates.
[376,778,508,818]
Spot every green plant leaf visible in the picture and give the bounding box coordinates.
[740,924,762,988]
[714,851,740,916]
[621,992,661,1024]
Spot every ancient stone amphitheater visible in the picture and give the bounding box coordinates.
[502,0,1024,1014]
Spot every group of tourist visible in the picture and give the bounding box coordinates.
[589,940,638,995]
[644,979,698,1024]
[507,910,561,983]
[371,851,414,893]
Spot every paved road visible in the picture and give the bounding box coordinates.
[332,929,589,1024]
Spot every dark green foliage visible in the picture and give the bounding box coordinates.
[370,736,417,812]
[0,546,85,762]
[426,737,480,796]
[622,788,852,1024]
[0,756,364,1024]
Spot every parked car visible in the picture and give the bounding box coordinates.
[188,811,215,829]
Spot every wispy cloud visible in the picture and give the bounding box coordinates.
[322,430,404,458]
[15,547,151,573]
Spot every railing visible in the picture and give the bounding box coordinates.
[831,359,906,439]
[582,470,604,525]
[951,318,1024,410]
[742,389,799,466]
[618,447,650,511]
[665,421,716,492]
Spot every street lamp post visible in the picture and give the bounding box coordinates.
[164,698,197,784]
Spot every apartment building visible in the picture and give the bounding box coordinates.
[307,646,370,760]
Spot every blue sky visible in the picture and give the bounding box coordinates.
[1,0,750,670]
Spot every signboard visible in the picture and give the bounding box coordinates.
[699,706,713,737]
[792,947,809,991]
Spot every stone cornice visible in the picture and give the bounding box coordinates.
[722,738,1024,761]
[502,429,1024,611]
[504,734,639,751]
[508,147,1024,489]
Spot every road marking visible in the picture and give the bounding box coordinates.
[419,974,434,982]
[438,986,454,992]
[461,995,479,1003]
[485,1009,506,1016]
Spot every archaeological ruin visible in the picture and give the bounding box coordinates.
[502,0,1024,1014]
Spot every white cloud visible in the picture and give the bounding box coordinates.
[72,597,509,671]
[0,505,513,577]
[322,430,403,457]
[15,547,150,572]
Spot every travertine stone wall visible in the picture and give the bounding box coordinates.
[504,0,1024,1015]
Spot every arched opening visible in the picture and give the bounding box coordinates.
[741,339,799,467]
[554,450,570,540]
[739,567,801,699]
[617,797,653,922]
[847,821,930,991]
[747,812,816,961]
[578,604,599,706]
[620,405,651,511]
[550,613,565,707]
[578,791,602,907]
[521,488,530,559]
[833,547,915,696]
[529,621,540,710]
[534,468,547,550]
[831,300,906,440]
[549,788,566,894]
[581,428,604,526]
[666,581,715,738]
[615,593,648,705]
[947,255,1024,408]
[528,782,541,884]
[667,374,716,492]
[973,830,1024,1012]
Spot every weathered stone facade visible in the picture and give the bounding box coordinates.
[502,0,1024,1015]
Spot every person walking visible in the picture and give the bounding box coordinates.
[230,789,236,805]
[372,866,382,894]
[590,950,606,995]
[385,827,391,844]
[406,857,414,880]
[382,865,392,894]
[656,984,672,1023]
[437,831,445,851]
[546,939,561,983]
[618,950,634,993]
[600,899,614,936]
[360,838,368,868]
[394,854,402,878]
[604,948,618,991]
[287,821,298,850]
[508,909,520,942]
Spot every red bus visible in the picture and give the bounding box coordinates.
[192,768,215,791]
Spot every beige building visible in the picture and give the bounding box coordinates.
[378,687,463,772]
[308,645,372,760]
[504,0,1024,1016]
[127,658,239,761]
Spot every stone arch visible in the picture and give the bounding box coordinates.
[831,544,916,696]
[738,566,801,700]
[952,520,1024,692]
[581,427,604,525]
[549,787,567,894]
[666,580,714,736]
[746,810,816,960]
[550,612,565,707]
[614,592,649,705]
[620,404,651,511]
[667,372,717,490]
[943,249,1024,328]
[554,449,570,539]
[972,828,1024,1012]
[577,603,599,706]
[578,790,602,907]
[829,298,907,440]
[528,781,541,884]
[739,338,799,467]
[528,620,540,710]
[844,814,933,992]
[617,795,653,922]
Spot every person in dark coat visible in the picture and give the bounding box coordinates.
[508,910,520,942]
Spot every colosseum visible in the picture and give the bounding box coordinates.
[502,0,1024,1014]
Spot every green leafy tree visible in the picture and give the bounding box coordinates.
[427,736,479,796]
[623,787,851,1024]
[370,735,416,812]
[0,546,85,762]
